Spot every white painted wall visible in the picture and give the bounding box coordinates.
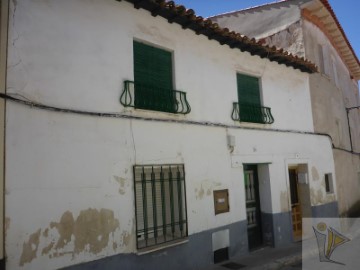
[0,0,9,261]
[5,0,334,269]
[302,19,360,215]
[303,20,360,151]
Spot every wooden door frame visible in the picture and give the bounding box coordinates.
[288,167,302,241]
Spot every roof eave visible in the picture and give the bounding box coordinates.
[120,0,317,74]
[302,0,360,79]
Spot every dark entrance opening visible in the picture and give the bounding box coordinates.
[244,165,263,250]
[214,247,229,263]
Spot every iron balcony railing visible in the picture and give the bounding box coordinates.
[120,80,191,114]
[231,102,274,124]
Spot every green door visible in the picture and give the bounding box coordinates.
[133,41,174,112]
[237,74,263,123]
[244,165,263,250]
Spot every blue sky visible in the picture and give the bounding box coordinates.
[173,0,360,59]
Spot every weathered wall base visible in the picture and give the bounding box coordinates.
[262,212,293,248]
[311,201,339,218]
[63,220,248,270]
[333,150,360,217]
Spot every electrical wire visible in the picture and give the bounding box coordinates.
[0,92,359,156]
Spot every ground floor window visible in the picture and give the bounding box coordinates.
[134,164,188,250]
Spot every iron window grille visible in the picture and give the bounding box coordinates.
[133,164,188,250]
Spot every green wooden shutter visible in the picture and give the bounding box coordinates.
[133,41,174,112]
[237,74,264,123]
[237,74,261,106]
[134,41,173,91]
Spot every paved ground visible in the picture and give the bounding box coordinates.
[277,261,302,270]
[207,242,303,270]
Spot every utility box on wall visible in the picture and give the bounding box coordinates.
[213,189,229,215]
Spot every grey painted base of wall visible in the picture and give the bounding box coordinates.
[312,201,339,218]
[261,212,293,247]
[63,220,248,270]
[62,202,340,270]
[261,201,339,248]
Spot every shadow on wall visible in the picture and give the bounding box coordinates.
[346,200,360,218]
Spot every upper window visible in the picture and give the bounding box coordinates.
[231,73,274,124]
[120,41,190,114]
[134,41,173,112]
[325,173,334,194]
[134,164,188,251]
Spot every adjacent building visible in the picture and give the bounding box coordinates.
[0,0,349,269]
[211,0,360,217]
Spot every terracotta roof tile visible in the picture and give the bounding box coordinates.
[209,0,359,79]
[318,0,360,74]
[121,0,317,73]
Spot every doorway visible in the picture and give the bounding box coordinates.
[288,164,311,242]
[288,169,302,241]
[244,165,263,250]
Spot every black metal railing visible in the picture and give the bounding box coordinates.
[134,164,188,250]
[120,80,191,114]
[231,102,274,124]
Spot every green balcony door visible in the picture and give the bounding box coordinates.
[133,41,174,112]
[237,74,263,123]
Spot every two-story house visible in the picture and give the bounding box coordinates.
[211,0,360,218]
[0,0,339,269]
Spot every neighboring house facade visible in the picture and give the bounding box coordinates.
[211,0,360,218]
[0,0,340,269]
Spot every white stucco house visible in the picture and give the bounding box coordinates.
[0,0,341,269]
[211,0,360,218]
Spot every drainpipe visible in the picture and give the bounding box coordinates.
[0,0,9,267]
[346,106,360,153]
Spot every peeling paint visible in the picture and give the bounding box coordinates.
[114,175,127,195]
[196,185,205,200]
[50,211,74,250]
[41,242,54,256]
[195,180,221,200]
[310,188,335,205]
[19,229,41,266]
[73,208,120,254]
[311,166,320,181]
[42,228,49,238]
[121,231,131,246]
[113,242,118,251]
[19,208,120,265]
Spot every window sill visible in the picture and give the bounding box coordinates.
[136,238,189,256]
